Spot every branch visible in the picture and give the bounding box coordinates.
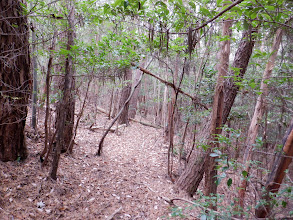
[95,71,144,156]
[130,63,208,110]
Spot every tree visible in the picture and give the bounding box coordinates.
[255,118,293,217]
[176,24,257,196]
[237,26,284,213]
[50,2,75,179]
[118,68,132,125]
[0,0,31,162]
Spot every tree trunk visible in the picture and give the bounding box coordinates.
[118,68,132,125]
[204,19,232,203]
[31,20,38,130]
[54,5,76,153]
[176,25,257,196]
[237,27,284,212]
[50,3,75,179]
[129,68,143,119]
[255,119,293,218]
[0,0,31,162]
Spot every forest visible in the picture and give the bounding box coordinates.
[0,0,292,219]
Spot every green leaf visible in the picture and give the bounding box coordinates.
[217,0,223,6]
[113,0,123,7]
[242,170,248,178]
[200,6,210,16]
[282,201,287,208]
[227,178,232,187]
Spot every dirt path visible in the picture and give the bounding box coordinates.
[0,116,190,220]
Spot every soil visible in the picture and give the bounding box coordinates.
[0,111,192,220]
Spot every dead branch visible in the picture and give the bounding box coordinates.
[129,118,161,129]
[96,106,109,115]
[89,124,126,133]
[130,62,208,110]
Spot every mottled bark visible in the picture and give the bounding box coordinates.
[0,0,31,161]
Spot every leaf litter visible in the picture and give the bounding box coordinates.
[0,111,191,220]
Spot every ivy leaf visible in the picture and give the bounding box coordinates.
[242,170,248,178]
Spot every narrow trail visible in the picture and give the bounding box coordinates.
[0,114,190,220]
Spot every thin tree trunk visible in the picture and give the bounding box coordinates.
[50,3,75,180]
[176,25,257,196]
[237,27,284,213]
[40,32,56,161]
[108,87,114,119]
[118,68,132,125]
[129,69,143,119]
[31,20,38,130]
[0,0,31,161]
[255,119,293,218]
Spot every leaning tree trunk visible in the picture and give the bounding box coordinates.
[204,19,232,205]
[0,0,31,162]
[237,27,284,213]
[118,68,132,125]
[50,3,75,180]
[176,25,257,196]
[255,119,293,218]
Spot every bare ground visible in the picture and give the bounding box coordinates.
[0,113,191,220]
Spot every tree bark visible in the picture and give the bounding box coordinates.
[0,0,31,161]
[50,3,75,180]
[118,68,132,125]
[176,25,257,196]
[237,27,284,212]
[31,20,38,130]
[204,19,233,203]
[255,119,293,218]
[129,68,143,119]
[54,4,76,153]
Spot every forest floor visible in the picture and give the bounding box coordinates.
[0,109,194,220]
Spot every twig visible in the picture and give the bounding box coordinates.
[106,206,122,220]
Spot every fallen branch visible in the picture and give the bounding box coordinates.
[130,118,162,129]
[106,206,122,220]
[96,106,109,115]
[95,72,144,156]
[131,63,208,110]
[89,124,126,133]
